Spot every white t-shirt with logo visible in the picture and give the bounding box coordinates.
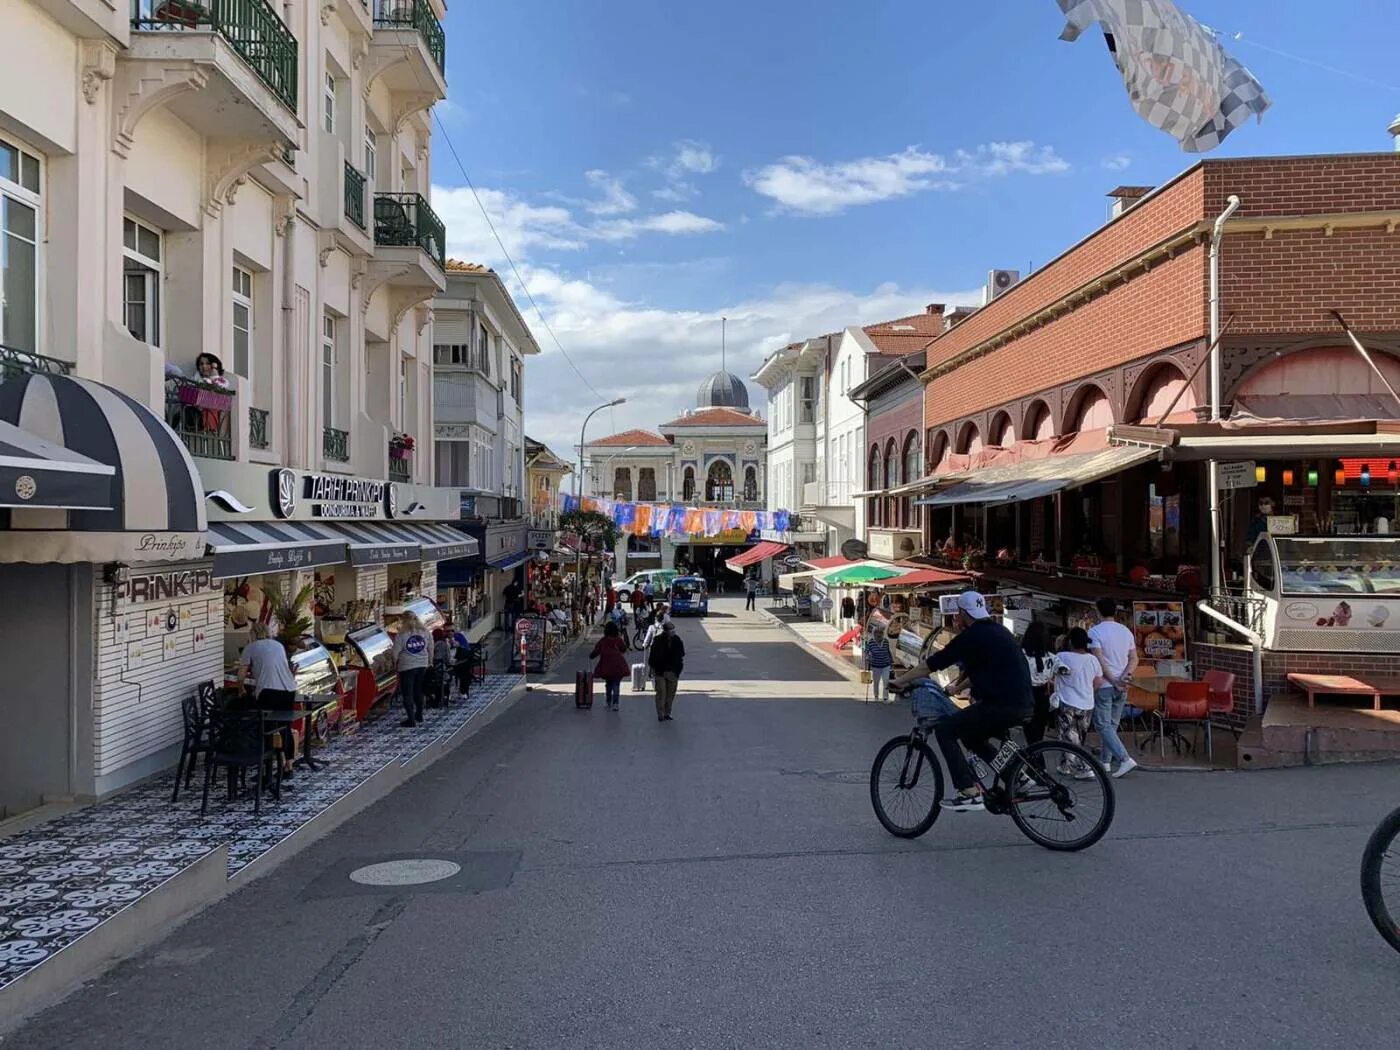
[1053,651,1100,710]
[1088,619,1136,682]
[393,628,433,671]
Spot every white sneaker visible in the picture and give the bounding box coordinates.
[1112,757,1138,779]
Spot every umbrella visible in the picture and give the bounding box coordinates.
[821,564,906,586]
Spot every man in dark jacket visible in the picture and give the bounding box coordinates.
[647,621,686,722]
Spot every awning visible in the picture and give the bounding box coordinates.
[725,540,789,572]
[389,520,477,561]
[916,445,1160,508]
[0,372,206,563]
[866,567,970,590]
[488,547,529,572]
[802,555,853,570]
[303,520,449,566]
[0,419,114,510]
[206,521,347,578]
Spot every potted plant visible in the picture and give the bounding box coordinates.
[173,375,234,412]
[265,581,315,653]
[389,432,415,460]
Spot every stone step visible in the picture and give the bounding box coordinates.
[1237,695,1400,768]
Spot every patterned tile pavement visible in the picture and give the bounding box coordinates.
[0,675,519,991]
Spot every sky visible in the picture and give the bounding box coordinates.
[431,0,1400,465]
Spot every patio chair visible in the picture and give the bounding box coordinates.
[200,708,280,816]
[1204,669,1239,746]
[1161,680,1211,761]
[171,680,219,802]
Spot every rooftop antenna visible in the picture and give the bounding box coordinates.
[721,315,727,372]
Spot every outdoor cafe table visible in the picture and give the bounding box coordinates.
[1128,674,1191,756]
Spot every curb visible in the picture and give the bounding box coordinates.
[757,607,865,687]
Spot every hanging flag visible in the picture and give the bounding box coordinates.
[634,504,653,534]
[684,509,704,535]
[739,511,757,533]
[756,511,771,531]
[1056,0,1270,153]
[774,510,790,532]
[562,494,579,515]
[701,510,721,536]
[721,510,740,532]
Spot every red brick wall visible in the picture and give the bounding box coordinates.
[1193,641,1400,719]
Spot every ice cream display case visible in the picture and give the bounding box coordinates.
[383,596,446,634]
[342,624,399,720]
[1247,534,1400,652]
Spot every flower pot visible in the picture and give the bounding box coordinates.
[176,384,233,412]
[389,445,412,461]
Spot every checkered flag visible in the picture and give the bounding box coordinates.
[1057,0,1271,153]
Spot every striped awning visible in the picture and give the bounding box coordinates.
[0,419,114,510]
[0,373,205,563]
[305,519,477,566]
[207,520,347,579]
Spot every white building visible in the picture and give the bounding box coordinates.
[431,261,540,640]
[0,0,467,819]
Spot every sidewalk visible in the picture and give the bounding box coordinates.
[759,603,864,683]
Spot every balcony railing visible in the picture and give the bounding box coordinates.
[373,192,445,269]
[248,406,270,449]
[323,426,349,462]
[0,344,72,383]
[373,0,446,73]
[344,162,367,230]
[130,0,298,112]
[388,457,411,483]
[165,377,234,460]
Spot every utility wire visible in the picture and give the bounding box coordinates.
[1204,26,1400,96]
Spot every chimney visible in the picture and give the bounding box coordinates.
[942,306,976,332]
[1106,185,1153,218]
[1391,113,1400,151]
[926,303,945,317]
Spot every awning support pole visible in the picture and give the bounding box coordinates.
[1197,599,1265,712]
[1329,309,1400,412]
[1207,194,1241,598]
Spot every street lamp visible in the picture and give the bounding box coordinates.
[592,446,639,497]
[575,397,626,612]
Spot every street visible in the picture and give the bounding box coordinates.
[11,596,1400,1049]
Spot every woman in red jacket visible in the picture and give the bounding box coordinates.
[590,621,631,711]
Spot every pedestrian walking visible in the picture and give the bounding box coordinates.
[1052,627,1099,778]
[1021,620,1060,745]
[631,585,646,616]
[648,621,685,721]
[841,594,856,628]
[744,574,758,611]
[1088,596,1140,778]
[643,578,655,606]
[392,611,433,726]
[864,623,894,702]
[590,621,630,711]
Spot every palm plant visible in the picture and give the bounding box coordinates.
[265,581,315,651]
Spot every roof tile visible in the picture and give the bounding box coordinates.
[589,428,672,447]
[660,407,767,428]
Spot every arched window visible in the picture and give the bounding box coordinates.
[637,466,657,501]
[1023,400,1054,441]
[901,432,920,484]
[956,421,982,455]
[884,439,897,489]
[868,445,882,527]
[682,465,696,501]
[1130,364,1195,423]
[613,466,632,501]
[1065,385,1113,433]
[928,430,950,474]
[743,465,758,502]
[706,460,734,502]
[989,411,1014,447]
[1233,347,1400,418]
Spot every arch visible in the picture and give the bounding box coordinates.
[883,438,898,490]
[955,420,982,455]
[1232,346,1400,416]
[901,431,920,484]
[989,410,1015,447]
[1064,383,1113,433]
[1023,399,1055,441]
[682,465,696,501]
[612,466,632,501]
[637,466,657,501]
[742,465,758,502]
[928,429,950,473]
[868,444,882,490]
[1127,361,1196,423]
[705,460,734,502]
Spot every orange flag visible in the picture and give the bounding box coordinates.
[739,511,757,532]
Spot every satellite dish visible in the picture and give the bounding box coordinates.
[840,538,868,561]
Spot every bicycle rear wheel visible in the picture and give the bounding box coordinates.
[1004,741,1114,851]
[1361,805,1400,954]
[870,735,944,838]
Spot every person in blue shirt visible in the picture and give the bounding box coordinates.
[864,623,895,702]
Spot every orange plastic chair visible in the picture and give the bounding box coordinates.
[1163,680,1212,761]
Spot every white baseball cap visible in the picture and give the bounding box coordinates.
[957,590,990,620]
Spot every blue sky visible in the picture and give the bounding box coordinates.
[432,0,1400,458]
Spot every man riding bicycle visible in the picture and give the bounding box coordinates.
[891,591,1034,812]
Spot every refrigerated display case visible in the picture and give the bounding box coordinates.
[1247,534,1400,651]
[342,624,399,720]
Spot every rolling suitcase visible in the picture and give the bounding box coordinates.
[574,670,594,709]
[631,663,648,693]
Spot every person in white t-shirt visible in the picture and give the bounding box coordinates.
[1052,627,1101,778]
[1087,597,1140,778]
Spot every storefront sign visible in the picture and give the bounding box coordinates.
[348,544,418,567]
[122,567,218,604]
[271,469,390,520]
[1217,461,1257,490]
[527,529,556,550]
[1131,601,1186,661]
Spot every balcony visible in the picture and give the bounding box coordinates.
[0,344,72,384]
[388,458,410,483]
[388,436,412,483]
[344,162,367,230]
[369,0,447,102]
[127,0,299,143]
[164,376,234,460]
[323,426,350,463]
[248,406,269,450]
[368,192,447,305]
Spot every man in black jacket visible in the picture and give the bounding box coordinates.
[647,621,686,722]
[892,591,1033,812]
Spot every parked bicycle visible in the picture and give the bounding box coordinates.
[1361,805,1400,953]
[869,682,1116,851]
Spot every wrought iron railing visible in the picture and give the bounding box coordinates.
[388,456,411,483]
[344,162,367,230]
[373,0,445,73]
[0,344,73,383]
[373,192,446,269]
[130,0,298,112]
[1206,592,1267,637]
[323,426,349,462]
[248,406,270,449]
[165,377,234,459]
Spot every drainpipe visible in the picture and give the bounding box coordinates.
[1197,599,1264,712]
[282,208,299,466]
[1207,194,1241,599]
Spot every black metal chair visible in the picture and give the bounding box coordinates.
[200,708,280,816]
[172,680,219,802]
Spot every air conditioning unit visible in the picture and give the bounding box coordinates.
[983,269,1020,305]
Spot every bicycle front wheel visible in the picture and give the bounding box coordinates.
[1361,805,1400,954]
[870,735,944,838]
[1005,741,1115,851]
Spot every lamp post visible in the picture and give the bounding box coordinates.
[592,446,640,497]
[575,397,626,617]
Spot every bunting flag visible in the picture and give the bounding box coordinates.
[721,510,740,531]
[553,492,799,540]
[684,509,704,535]
[774,510,790,532]
[633,504,653,534]
[739,511,757,533]
[703,510,722,535]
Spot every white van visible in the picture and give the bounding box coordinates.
[617,569,679,593]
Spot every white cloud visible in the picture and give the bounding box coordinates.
[1102,153,1132,171]
[648,140,720,203]
[744,141,1069,216]
[582,169,637,216]
[673,141,718,175]
[593,211,725,240]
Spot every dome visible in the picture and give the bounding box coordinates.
[697,370,750,410]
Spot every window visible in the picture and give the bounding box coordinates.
[638,466,657,501]
[799,376,815,423]
[121,216,163,346]
[398,357,407,428]
[231,266,252,377]
[323,71,336,134]
[322,314,337,427]
[510,358,522,403]
[475,323,492,377]
[613,467,632,501]
[744,466,759,502]
[706,461,734,502]
[433,343,472,365]
[363,126,377,187]
[0,136,41,353]
[682,466,696,501]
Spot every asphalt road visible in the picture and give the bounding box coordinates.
[11,597,1400,1049]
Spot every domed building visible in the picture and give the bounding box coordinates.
[581,367,770,580]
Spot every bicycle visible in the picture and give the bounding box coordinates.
[869,686,1116,851]
[1360,805,1400,953]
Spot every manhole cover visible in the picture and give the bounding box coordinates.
[348,859,462,886]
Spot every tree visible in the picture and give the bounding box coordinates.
[559,509,618,553]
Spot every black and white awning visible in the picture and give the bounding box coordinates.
[303,519,478,566]
[0,419,114,511]
[0,372,205,563]
[207,520,348,579]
